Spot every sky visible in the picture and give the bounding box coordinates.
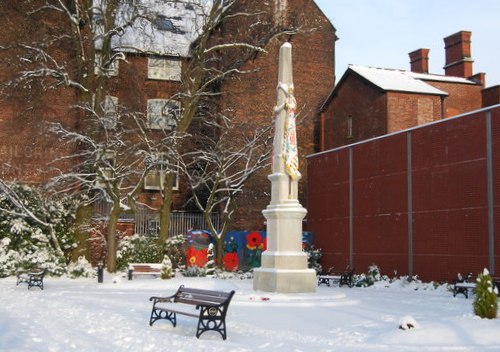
[315,0,500,87]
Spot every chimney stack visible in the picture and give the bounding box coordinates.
[443,30,473,78]
[409,48,430,74]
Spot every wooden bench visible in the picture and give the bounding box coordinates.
[318,265,355,288]
[149,285,235,340]
[127,263,162,280]
[453,272,474,298]
[16,268,45,290]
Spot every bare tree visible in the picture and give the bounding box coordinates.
[179,114,273,268]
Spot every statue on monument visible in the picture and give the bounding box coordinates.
[253,42,316,293]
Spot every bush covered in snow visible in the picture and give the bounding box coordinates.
[473,268,498,319]
[182,265,207,277]
[0,182,77,277]
[116,234,163,270]
[67,256,96,278]
[305,245,322,274]
[160,254,173,279]
[355,264,386,287]
[116,233,187,272]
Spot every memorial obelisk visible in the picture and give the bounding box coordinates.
[253,42,317,293]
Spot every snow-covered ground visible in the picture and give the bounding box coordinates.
[1,274,499,352]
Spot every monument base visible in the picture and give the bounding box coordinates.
[253,267,317,293]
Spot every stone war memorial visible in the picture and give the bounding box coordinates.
[253,42,317,293]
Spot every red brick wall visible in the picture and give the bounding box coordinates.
[322,75,387,150]
[482,86,500,108]
[0,2,79,183]
[308,105,500,282]
[425,80,482,117]
[386,92,442,132]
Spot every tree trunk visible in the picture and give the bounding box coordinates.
[48,225,65,259]
[106,205,121,272]
[215,235,224,269]
[158,173,174,243]
[71,204,93,262]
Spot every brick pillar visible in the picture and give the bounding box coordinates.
[409,48,430,74]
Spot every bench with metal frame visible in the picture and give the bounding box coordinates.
[149,285,235,340]
[318,265,355,288]
[16,268,45,290]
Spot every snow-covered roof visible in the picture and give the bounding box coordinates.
[350,65,479,94]
[349,65,449,95]
[95,0,210,57]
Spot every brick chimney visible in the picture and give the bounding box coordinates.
[409,48,430,74]
[443,31,473,78]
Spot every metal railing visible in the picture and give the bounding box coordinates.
[92,200,219,236]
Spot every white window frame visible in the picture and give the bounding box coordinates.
[347,115,353,138]
[144,154,178,191]
[147,57,182,81]
[95,52,119,77]
[95,150,115,188]
[102,95,118,129]
[147,99,180,130]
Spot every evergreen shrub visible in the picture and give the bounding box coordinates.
[473,268,498,319]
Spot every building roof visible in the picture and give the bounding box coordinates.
[349,65,449,96]
[95,0,209,57]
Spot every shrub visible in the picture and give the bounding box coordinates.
[164,234,187,269]
[355,264,382,287]
[67,256,96,278]
[160,255,173,279]
[116,235,163,270]
[304,245,322,274]
[182,265,207,277]
[0,182,77,277]
[473,268,498,319]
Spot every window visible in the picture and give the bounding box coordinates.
[147,58,182,81]
[144,154,179,191]
[347,115,353,138]
[147,99,180,130]
[102,95,118,129]
[95,151,115,188]
[95,52,119,77]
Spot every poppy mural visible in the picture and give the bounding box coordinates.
[184,230,313,271]
[185,230,211,268]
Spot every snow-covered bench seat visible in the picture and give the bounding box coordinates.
[453,282,476,298]
[127,263,162,280]
[16,268,45,290]
[452,272,474,298]
[149,285,235,340]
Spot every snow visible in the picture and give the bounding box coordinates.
[1,274,500,351]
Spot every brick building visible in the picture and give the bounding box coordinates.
[0,1,336,235]
[320,31,494,151]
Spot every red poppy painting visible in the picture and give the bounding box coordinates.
[223,252,239,271]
